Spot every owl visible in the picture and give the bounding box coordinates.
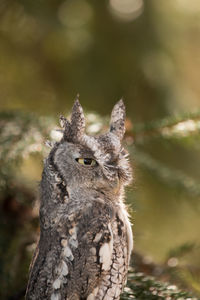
[26,99,133,300]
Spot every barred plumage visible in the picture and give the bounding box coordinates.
[26,99,133,300]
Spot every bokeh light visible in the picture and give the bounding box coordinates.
[109,0,144,21]
[57,0,93,28]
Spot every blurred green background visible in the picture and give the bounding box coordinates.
[1,0,200,299]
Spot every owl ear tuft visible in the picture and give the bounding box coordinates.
[70,97,85,141]
[63,118,72,140]
[110,99,126,141]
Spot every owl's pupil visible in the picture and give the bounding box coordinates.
[75,157,97,166]
[84,158,92,165]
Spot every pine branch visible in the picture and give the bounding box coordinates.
[122,271,199,300]
[0,111,54,164]
[132,149,200,198]
[130,112,200,144]
[133,111,200,134]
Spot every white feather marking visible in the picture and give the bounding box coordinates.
[69,226,78,248]
[55,174,62,183]
[110,273,119,284]
[107,285,118,298]
[126,217,134,261]
[61,239,68,247]
[87,287,99,300]
[51,293,60,300]
[53,278,61,290]
[93,232,102,243]
[118,202,133,263]
[112,262,119,271]
[99,224,113,271]
[63,196,68,203]
[115,286,122,298]
[104,294,114,300]
[63,246,74,261]
[69,226,76,235]
[61,261,68,276]
[69,238,78,248]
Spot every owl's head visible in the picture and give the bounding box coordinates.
[47,99,132,198]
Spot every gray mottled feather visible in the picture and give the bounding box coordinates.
[26,99,133,300]
[110,99,126,141]
[70,98,85,140]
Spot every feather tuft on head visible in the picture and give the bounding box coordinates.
[110,99,126,141]
[62,96,85,142]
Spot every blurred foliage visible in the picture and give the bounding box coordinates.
[1,0,200,299]
[122,271,198,300]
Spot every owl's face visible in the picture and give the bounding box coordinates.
[48,99,132,196]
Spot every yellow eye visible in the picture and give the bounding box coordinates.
[76,158,97,166]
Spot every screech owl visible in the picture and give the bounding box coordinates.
[26,99,133,300]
